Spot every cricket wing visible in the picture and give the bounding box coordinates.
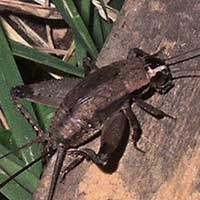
[11,77,81,108]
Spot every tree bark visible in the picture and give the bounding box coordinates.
[35,0,200,199]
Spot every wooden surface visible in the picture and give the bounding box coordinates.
[34,0,200,199]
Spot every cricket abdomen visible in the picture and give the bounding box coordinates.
[49,107,101,147]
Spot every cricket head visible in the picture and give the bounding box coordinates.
[133,47,200,95]
[133,48,174,94]
[145,59,173,95]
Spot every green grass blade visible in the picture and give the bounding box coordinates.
[75,0,91,68]
[0,144,39,199]
[79,0,91,24]
[0,22,41,198]
[93,9,104,50]
[100,17,112,41]
[52,0,98,59]
[110,0,125,10]
[10,40,84,78]
[33,104,55,132]
[0,173,33,200]
[0,129,11,148]
[0,23,41,172]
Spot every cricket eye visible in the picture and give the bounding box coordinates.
[151,69,174,94]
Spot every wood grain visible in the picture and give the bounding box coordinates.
[35,0,200,199]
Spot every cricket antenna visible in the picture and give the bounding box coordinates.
[172,75,200,80]
[0,130,52,160]
[0,137,42,160]
[163,48,200,79]
[162,47,200,68]
[164,47,200,62]
[0,150,56,189]
[166,53,200,67]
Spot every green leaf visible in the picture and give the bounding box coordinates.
[109,0,125,10]
[100,17,112,40]
[0,174,33,200]
[10,40,84,78]
[75,0,91,68]
[0,129,12,148]
[93,9,104,50]
[0,22,41,199]
[0,145,39,200]
[52,0,98,59]
[33,104,55,132]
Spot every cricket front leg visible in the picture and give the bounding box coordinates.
[122,103,145,153]
[127,47,165,60]
[134,98,176,120]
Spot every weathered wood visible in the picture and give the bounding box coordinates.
[35,0,200,199]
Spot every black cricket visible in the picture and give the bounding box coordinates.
[1,48,199,200]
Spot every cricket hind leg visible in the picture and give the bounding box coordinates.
[58,149,106,184]
[10,89,51,160]
[59,155,84,183]
[47,144,66,200]
[96,110,130,165]
[60,110,130,179]
[11,88,46,139]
